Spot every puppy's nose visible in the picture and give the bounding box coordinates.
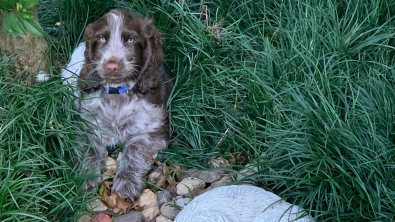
[105,61,120,74]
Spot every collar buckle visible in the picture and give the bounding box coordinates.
[103,84,131,94]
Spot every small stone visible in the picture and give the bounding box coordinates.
[87,199,107,212]
[175,197,191,208]
[148,171,161,182]
[105,157,117,171]
[103,157,118,180]
[189,170,221,183]
[76,215,92,222]
[237,164,258,181]
[133,189,159,221]
[185,168,198,176]
[157,190,174,208]
[195,176,233,196]
[173,164,186,181]
[156,215,173,222]
[209,157,229,168]
[92,213,111,222]
[210,176,232,189]
[141,206,160,222]
[160,202,180,220]
[114,210,145,222]
[176,177,205,196]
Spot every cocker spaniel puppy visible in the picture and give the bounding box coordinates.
[61,9,173,200]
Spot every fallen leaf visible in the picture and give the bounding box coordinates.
[101,181,134,215]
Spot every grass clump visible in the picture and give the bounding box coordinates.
[0,56,91,221]
[1,0,394,221]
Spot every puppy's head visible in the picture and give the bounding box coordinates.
[82,9,163,89]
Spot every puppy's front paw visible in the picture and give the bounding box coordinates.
[112,172,145,199]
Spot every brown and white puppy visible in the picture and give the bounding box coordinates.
[62,9,173,199]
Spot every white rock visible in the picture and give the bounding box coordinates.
[187,170,221,183]
[102,157,118,180]
[237,164,258,181]
[76,215,92,222]
[209,157,229,168]
[185,168,198,176]
[105,157,117,171]
[35,71,50,82]
[148,171,162,181]
[134,189,160,221]
[87,199,107,211]
[176,177,206,196]
[157,190,174,208]
[142,206,160,221]
[209,176,232,189]
[175,198,191,208]
[156,215,173,222]
[160,201,180,220]
[175,185,313,222]
[195,176,232,196]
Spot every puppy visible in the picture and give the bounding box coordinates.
[61,9,173,199]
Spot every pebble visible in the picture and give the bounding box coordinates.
[156,215,173,222]
[237,164,258,181]
[87,199,107,212]
[160,201,180,220]
[103,157,118,180]
[133,189,159,221]
[76,215,92,222]
[157,190,174,208]
[209,157,229,168]
[188,170,221,183]
[114,211,145,222]
[194,175,232,196]
[176,177,205,196]
[105,157,117,171]
[209,176,232,189]
[175,197,191,208]
[92,213,111,222]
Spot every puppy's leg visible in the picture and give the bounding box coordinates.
[112,144,150,199]
[80,137,108,192]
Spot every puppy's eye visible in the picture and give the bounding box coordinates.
[127,38,134,43]
[99,37,106,43]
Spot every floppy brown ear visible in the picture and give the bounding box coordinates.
[77,23,101,92]
[136,19,164,94]
[83,23,95,65]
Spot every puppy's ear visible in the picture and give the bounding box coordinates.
[83,23,95,65]
[78,21,102,91]
[137,19,164,94]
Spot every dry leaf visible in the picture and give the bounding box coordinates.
[148,162,170,189]
[101,181,134,215]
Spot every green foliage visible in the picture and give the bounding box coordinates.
[0,56,94,221]
[1,0,45,37]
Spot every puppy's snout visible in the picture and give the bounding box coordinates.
[105,60,120,74]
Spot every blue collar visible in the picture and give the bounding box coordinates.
[103,84,131,94]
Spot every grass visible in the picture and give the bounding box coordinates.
[1,0,395,221]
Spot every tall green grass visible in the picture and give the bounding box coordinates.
[0,54,94,220]
[1,0,394,221]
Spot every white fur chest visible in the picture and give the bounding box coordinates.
[80,91,166,146]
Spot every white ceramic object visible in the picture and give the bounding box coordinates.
[175,185,313,222]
